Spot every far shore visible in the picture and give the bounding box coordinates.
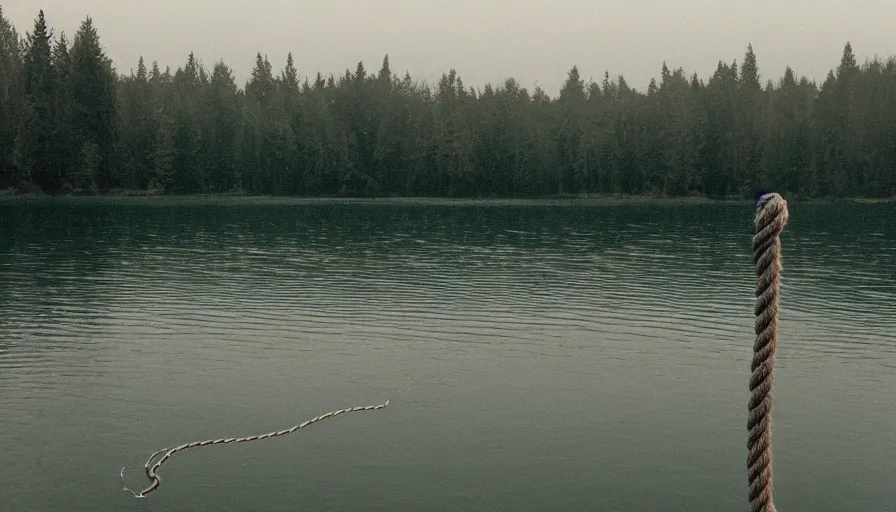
[0,188,893,206]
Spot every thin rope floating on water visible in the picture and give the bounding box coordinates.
[122,400,389,498]
[748,192,788,512]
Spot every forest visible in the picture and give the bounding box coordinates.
[1,8,895,199]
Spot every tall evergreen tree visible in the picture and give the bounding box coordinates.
[50,32,77,191]
[167,52,205,193]
[118,56,157,189]
[0,7,22,187]
[69,16,117,190]
[735,44,765,194]
[556,66,586,194]
[205,60,242,192]
[242,53,277,193]
[703,60,739,195]
[16,10,56,192]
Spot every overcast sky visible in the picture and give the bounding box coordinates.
[5,0,895,96]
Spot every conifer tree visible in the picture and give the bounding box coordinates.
[0,6,22,187]
[16,10,55,192]
[69,16,117,189]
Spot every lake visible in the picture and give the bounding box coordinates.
[1,197,894,511]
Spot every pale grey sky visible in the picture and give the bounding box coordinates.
[6,0,895,96]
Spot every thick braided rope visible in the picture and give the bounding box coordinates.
[122,400,389,498]
[748,193,788,512]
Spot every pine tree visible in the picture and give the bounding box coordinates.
[281,52,298,91]
[69,16,117,190]
[51,32,77,191]
[243,53,277,193]
[656,65,699,195]
[205,60,242,192]
[16,10,56,192]
[764,67,812,195]
[118,56,157,189]
[703,60,738,195]
[735,44,765,195]
[0,7,23,188]
[556,66,586,194]
[167,52,205,193]
[277,53,302,194]
[834,42,860,195]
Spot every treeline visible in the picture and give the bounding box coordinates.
[1,8,895,198]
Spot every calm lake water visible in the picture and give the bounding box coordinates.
[1,197,894,512]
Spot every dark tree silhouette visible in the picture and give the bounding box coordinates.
[3,9,895,199]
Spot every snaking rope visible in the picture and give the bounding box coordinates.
[748,192,789,512]
[122,400,389,498]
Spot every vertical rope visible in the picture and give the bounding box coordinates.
[748,192,789,512]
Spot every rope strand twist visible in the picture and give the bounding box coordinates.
[122,400,389,498]
[748,192,788,512]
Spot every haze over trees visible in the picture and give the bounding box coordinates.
[1,8,895,198]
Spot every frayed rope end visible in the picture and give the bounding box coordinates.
[120,465,147,499]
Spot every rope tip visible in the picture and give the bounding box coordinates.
[757,192,781,208]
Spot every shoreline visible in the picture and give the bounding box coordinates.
[0,189,893,206]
